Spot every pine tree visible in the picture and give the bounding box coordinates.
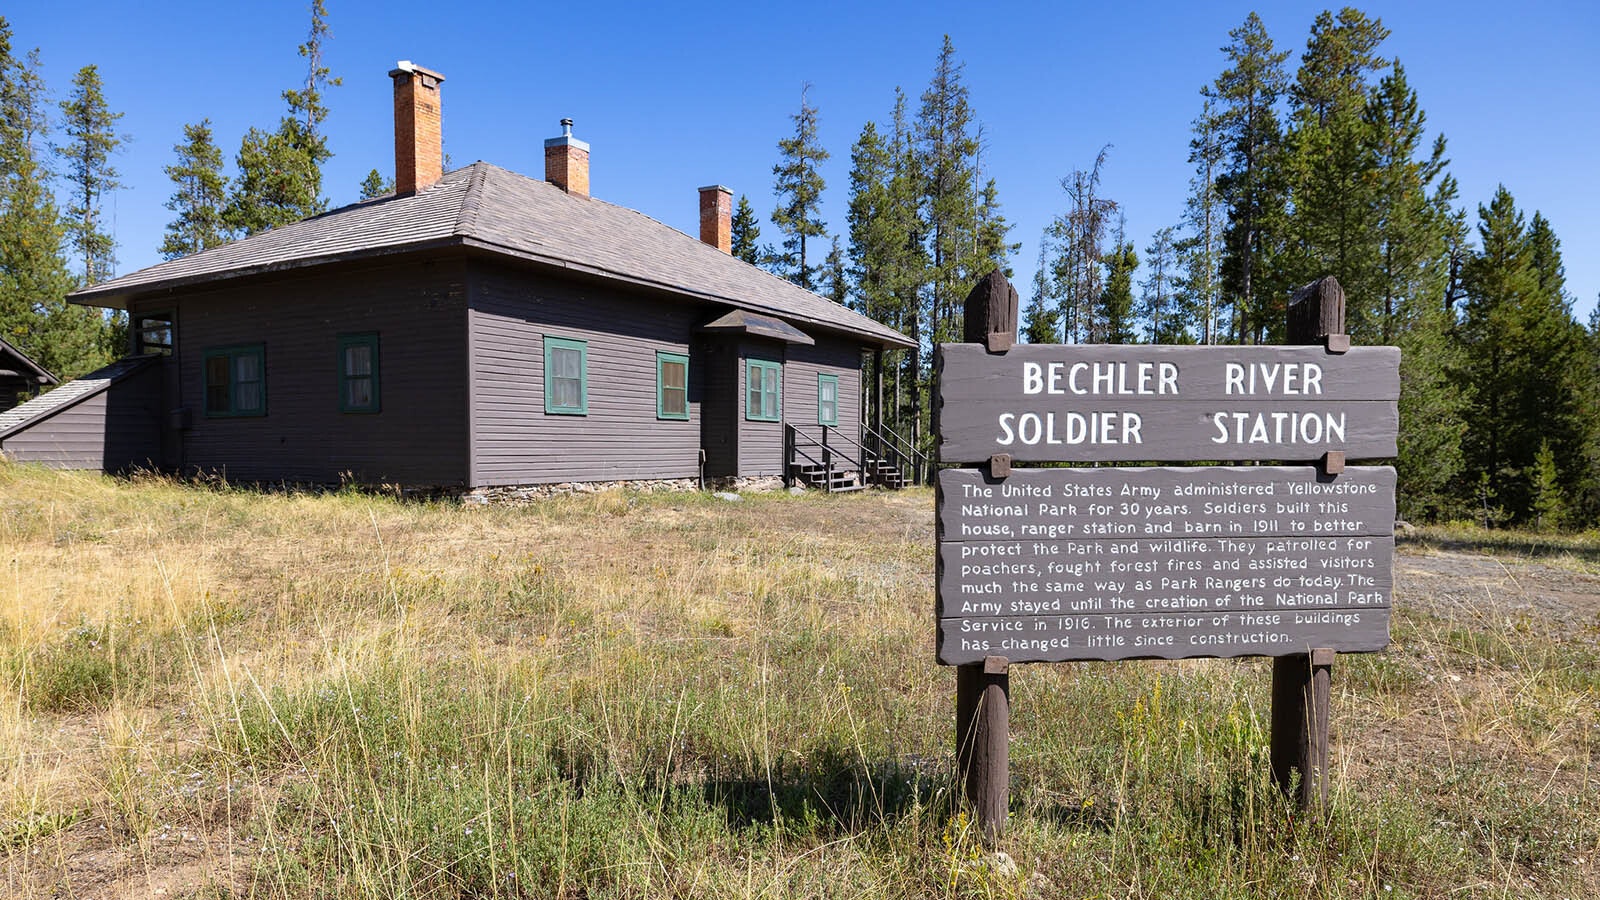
[357,168,392,200]
[1099,230,1138,344]
[1361,62,1452,342]
[846,89,927,440]
[1278,8,1391,339]
[1049,147,1117,342]
[916,36,982,345]
[0,22,109,379]
[1456,188,1590,524]
[1395,285,1466,522]
[1139,226,1189,343]
[1207,12,1289,343]
[1022,244,1061,344]
[730,193,761,265]
[160,119,228,259]
[1180,100,1225,343]
[225,0,340,235]
[55,64,125,284]
[770,84,828,290]
[822,237,848,305]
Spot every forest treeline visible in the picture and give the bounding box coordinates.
[0,3,341,380]
[2,7,1595,528]
[751,10,1599,530]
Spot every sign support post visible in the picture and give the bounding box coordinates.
[953,272,1019,842]
[1271,275,1347,812]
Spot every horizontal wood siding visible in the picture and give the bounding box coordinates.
[735,337,864,477]
[2,391,110,467]
[130,259,470,486]
[469,263,703,485]
[785,339,863,446]
[0,365,160,470]
[737,339,788,476]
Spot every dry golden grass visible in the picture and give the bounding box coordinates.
[1,462,1596,899]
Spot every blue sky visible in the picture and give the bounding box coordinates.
[11,1,1598,323]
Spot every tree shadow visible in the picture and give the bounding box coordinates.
[701,749,949,834]
[1398,530,1600,565]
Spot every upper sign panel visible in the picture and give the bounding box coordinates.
[936,344,1400,463]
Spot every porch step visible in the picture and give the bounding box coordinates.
[789,463,862,493]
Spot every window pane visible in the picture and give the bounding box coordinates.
[345,345,371,377]
[662,360,685,391]
[553,347,579,379]
[235,381,262,412]
[205,356,230,413]
[747,368,761,412]
[234,353,260,383]
[552,377,579,408]
[346,377,371,408]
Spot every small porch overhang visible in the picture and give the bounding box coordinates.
[697,309,815,346]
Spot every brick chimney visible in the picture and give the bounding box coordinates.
[698,185,733,253]
[389,61,445,196]
[544,119,590,199]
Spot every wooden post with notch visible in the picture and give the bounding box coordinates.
[1272,275,1344,811]
[953,270,1018,841]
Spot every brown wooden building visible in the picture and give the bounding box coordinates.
[3,62,914,490]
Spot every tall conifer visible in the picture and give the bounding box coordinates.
[225,0,340,235]
[56,64,124,284]
[1207,12,1289,343]
[730,194,762,265]
[770,85,829,290]
[0,21,109,378]
[160,120,228,259]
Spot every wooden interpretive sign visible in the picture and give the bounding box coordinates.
[934,467,1395,665]
[936,344,1399,463]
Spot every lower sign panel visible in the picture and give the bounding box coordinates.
[938,606,1389,665]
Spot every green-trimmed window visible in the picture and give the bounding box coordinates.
[339,333,380,413]
[657,351,689,420]
[202,345,266,417]
[544,336,587,415]
[745,358,781,422]
[817,374,839,426]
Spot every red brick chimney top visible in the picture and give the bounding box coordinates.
[544,119,591,199]
[390,61,445,196]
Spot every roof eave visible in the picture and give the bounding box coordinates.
[456,235,917,350]
[68,236,474,310]
[0,338,57,384]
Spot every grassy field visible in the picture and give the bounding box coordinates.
[2,461,1597,899]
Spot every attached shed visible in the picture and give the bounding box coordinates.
[0,356,161,471]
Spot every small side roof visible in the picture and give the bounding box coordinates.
[70,163,916,351]
[0,356,155,440]
[0,338,58,386]
[699,310,816,345]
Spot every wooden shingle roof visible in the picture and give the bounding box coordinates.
[71,163,914,349]
[0,355,155,440]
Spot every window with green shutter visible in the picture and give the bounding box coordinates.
[339,333,380,413]
[657,351,689,420]
[817,373,838,426]
[202,345,266,417]
[544,336,587,415]
[745,358,781,422]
